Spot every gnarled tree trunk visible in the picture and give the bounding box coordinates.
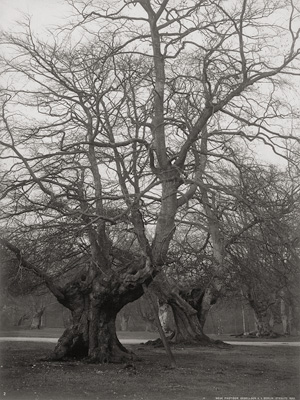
[50,259,153,363]
[249,300,277,337]
[151,273,212,345]
[246,289,276,337]
[170,298,210,344]
[253,309,274,337]
[52,295,136,363]
[30,306,45,329]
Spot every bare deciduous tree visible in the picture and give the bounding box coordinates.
[0,0,299,361]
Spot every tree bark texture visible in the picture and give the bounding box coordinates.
[151,273,212,345]
[50,259,153,363]
[250,303,275,337]
[30,306,45,330]
[253,311,274,336]
[280,296,293,336]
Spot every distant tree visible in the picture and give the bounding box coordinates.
[226,167,300,336]
[155,161,300,339]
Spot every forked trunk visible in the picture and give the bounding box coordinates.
[170,301,211,344]
[1,239,152,363]
[30,306,45,329]
[50,260,153,363]
[52,296,135,363]
[253,309,274,337]
[247,290,276,337]
[180,286,219,333]
[151,273,212,344]
[199,281,222,328]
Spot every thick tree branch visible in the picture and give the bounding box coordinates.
[0,238,65,302]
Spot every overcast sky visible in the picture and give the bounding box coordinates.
[0,0,68,31]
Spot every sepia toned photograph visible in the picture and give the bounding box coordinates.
[0,0,299,399]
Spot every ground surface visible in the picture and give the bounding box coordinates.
[0,330,299,400]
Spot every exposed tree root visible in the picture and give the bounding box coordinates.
[144,335,230,348]
[232,331,281,339]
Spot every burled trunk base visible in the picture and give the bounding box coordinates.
[49,302,135,363]
[252,308,275,337]
[170,302,226,346]
[146,296,226,347]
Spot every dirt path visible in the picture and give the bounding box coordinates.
[1,336,300,346]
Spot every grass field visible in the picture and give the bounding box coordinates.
[0,330,299,400]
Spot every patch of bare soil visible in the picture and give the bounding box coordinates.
[0,342,299,400]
